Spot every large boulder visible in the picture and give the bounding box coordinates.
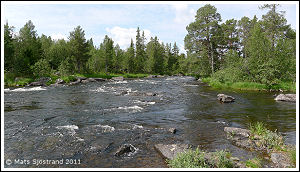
[274,94,296,102]
[217,94,235,103]
[69,79,81,85]
[271,152,293,168]
[114,144,138,157]
[27,77,51,86]
[224,127,250,138]
[154,144,189,160]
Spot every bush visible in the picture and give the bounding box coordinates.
[31,58,52,77]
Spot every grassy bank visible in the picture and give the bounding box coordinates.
[201,77,296,92]
[4,72,150,88]
[166,148,235,168]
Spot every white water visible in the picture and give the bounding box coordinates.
[56,125,79,136]
[133,100,155,105]
[94,124,115,132]
[5,86,47,92]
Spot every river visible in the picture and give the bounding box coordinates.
[4,76,296,168]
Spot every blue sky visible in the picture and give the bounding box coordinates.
[2,2,297,54]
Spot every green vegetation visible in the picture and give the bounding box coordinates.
[202,77,295,92]
[245,157,263,168]
[249,122,285,151]
[4,4,295,92]
[166,148,235,168]
[185,4,295,92]
[287,147,296,167]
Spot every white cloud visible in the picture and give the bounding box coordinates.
[50,33,68,40]
[171,4,196,24]
[105,26,152,49]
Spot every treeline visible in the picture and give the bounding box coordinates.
[184,4,296,87]
[4,4,296,88]
[4,22,185,79]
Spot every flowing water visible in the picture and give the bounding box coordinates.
[4,76,296,168]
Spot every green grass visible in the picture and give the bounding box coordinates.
[287,147,296,167]
[4,72,35,87]
[245,157,263,168]
[5,72,150,88]
[249,122,285,152]
[166,148,235,168]
[201,77,295,92]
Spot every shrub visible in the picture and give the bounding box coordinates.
[31,58,52,77]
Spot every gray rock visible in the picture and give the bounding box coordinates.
[145,92,157,96]
[271,152,292,168]
[27,81,45,86]
[274,94,296,102]
[111,76,124,81]
[154,144,189,160]
[55,78,65,84]
[115,144,138,156]
[129,92,158,96]
[217,94,235,103]
[169,128,177,134]
[224,127,250,138]
[90,78,106,82]
[81,79,89,83]
[69,79,81,85]
[87,78,96,82]
[27,77,51,86]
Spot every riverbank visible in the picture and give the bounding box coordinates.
[201,77,296,93]
[4,72,150,88]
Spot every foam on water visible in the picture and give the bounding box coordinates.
[94,124,115,132]
[6,86,47,92]
[112,81,128,84]
[133,100,155,105]
[132,124,143,130]
[56,125,79,135]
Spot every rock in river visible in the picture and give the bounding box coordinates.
[154,144,189,160]
[271,152,293,168]
[217,94,235,103]
[274,94,296,102]
[224,127,250,138]
[111,76,124,81]
[115,144,138,157]
[168,128,177,134]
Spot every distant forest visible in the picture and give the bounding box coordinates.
[4,4,296,87]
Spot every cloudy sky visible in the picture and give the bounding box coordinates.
[2,1,297,54]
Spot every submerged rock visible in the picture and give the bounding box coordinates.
[114,144,138,157]
[217,94,235,103]
[129,92,158,96]
[274,94,296,102]
[154,144,189,160]
[168,128,177,134]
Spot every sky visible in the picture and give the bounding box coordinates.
[2,1,298,54]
